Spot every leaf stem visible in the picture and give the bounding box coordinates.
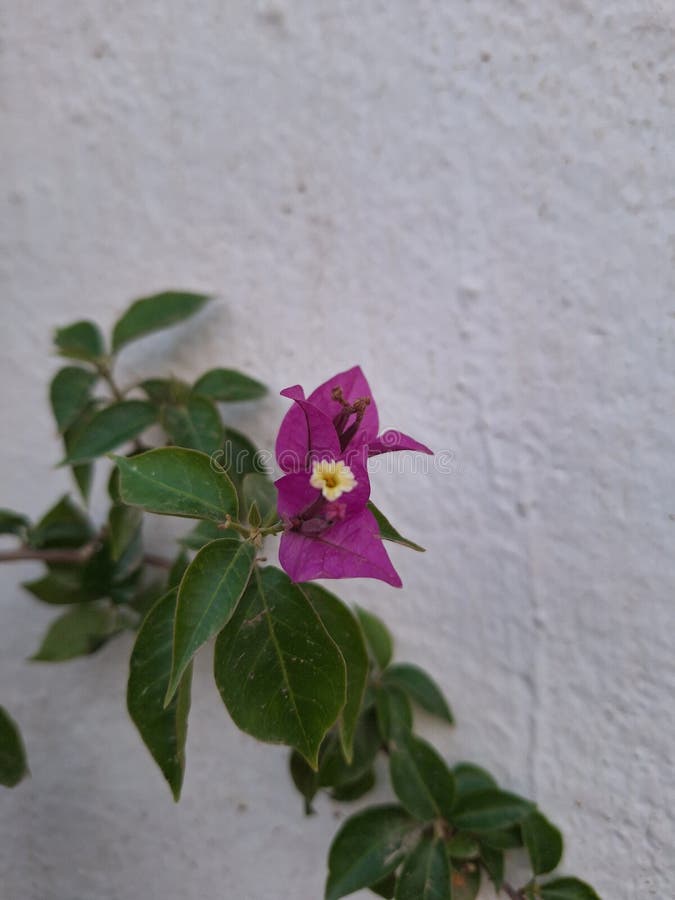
[96,359,124,402]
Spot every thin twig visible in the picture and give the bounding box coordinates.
[0,543,173,570]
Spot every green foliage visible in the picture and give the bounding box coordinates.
[50,366,98,432]
[127,589,192,800]
[23,569,99,605]
[114,447,238,521]
[368,501,425,552]
[179,520,233,550]
[214,566,346,768]
[325,805,417,900]
[108,504,143,562]
[242,473,278,526]
[523,811,564,875]
[534,878,601,900]
[28,495,94,549]
[396,836,450,900]
[0,509,30,538]
[450,864,481,900]
[355,606,393,670]
[62,401,156,464]
[54,320,105,363]
[0,706,28,788]
[31,604,117,661]
[112,291,210,352]
[161,395,223,454]
[140,377,191,406]
[382,663,453,724]
[193,368,267,402]
[452,762,498,798]
[389,734,455,821]
[451,789,535,832]
[375,684,413,744]
[166,539,256,703]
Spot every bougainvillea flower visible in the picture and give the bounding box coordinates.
[275,366,432,473]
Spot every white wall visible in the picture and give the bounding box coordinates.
[1,3,674,898]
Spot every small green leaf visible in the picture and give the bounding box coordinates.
[389,734,455,821]
[49,366,98,433]
[31,604,116,661]
[28,495,94,549]
[127,589,192,800]
[355,606,393,670]
[214,566,346,768]
[242,473,278,526]
[64,401,104,503]
[318,710,380,791]
[446,834,480,860]
[289,749,319,815]
[325,805,418,900]
[522,811,564,876]
[218,427,266,483]
[382,664,453,724]
[450,863,481,900]
[179,520,235,551]
[114,447,238,521]
[0,509,29,538]
[193,368,267,402]
[480,844,504,890]
[451,790,535,832]
[538,877,601,900]
[0,706,28,788]
[62,401,156,464]
[139,377,190,405]
[376,685,413,744]
[480,825,523,850]
[22,569,99,605]
[54,320,105,362]
[330,768,376,802]
[370,873,397,898]
[112,291,210,352]
[166,539,256,703]
[301,583,369,762]
[161,395,224,454]
[396,836,449,900]
[367,501,425,552]
[108,504,143,561]
[452,763,498,799]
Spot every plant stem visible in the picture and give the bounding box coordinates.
[97,359,124,402]
[0,543,172,569]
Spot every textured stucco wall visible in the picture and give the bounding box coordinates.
[1,3,674,898]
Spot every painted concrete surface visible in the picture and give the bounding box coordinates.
[1,3,674,898]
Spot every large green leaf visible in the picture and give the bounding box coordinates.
[522,811,563,875]
[112,291,210,352]
[193,368,267,402]
[54,320,105,362]
[31,604,117,661]
[0,706,28,788]
[451,789,534,832]
[325,805,417,900]
[114,447,238,521]
[0,509,29,538]
[62,401,156,464]
[355,606,393,670]
[300,583,368,762]
[452,763,497,799]
[389,734,455,821]
[127,589,192,800]
[161,395,224,454]
[214,566,346,768]
[49,366,98,433]
[537,878,601,900]
[166,539,256,703]
[22,568,99,605]
[396,836,449,900]
[28,495,94,549]
[367,502,425,552]
[382,664,453,724]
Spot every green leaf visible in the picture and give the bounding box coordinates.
[301,583,368,762]
[480,844,504,890]
[54,320,105,362]
[64,401,104,503]
[389,734,455,821]
[538,878,601,900]
[318,710,381,791]
[325,805,418,900]
[376,684,413,744]
[452,763,498,800]
[0,509,29,537]
[28,495,94,549]
[108,504,143,561]
[161,395,224,454]
[355,606,393,670]
[112,291,210,352]
[139,377,191,405]
[166,539,256,703]
[114,447,238,521]
[370,873,397,898]
[62,400,156,464]
[168,550,189,589]
[127,589,192,800]
[382,664,453,724]
[49,366,98,433]
[480,825,523,850]
[522,811,564,876]
[450,863,481,900]
[451,789,535,832]
[396,836,449,900]
[0,706,28,788]
[446,834,480,860]
[330,768,376,802]
[289,749,319,815]
[31,604,116,661]
[179,519,236,551]
[214,566,346,768]
[367,501,424,552]
[22,568,99,605]
[218,427,266,483]
[193,368,267,402]
[242,473,278,526]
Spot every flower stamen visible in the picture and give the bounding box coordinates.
[309,460,357,501]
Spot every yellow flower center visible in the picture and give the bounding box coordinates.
[309,460,357,501]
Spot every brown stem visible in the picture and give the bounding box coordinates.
[0,543,172,570]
